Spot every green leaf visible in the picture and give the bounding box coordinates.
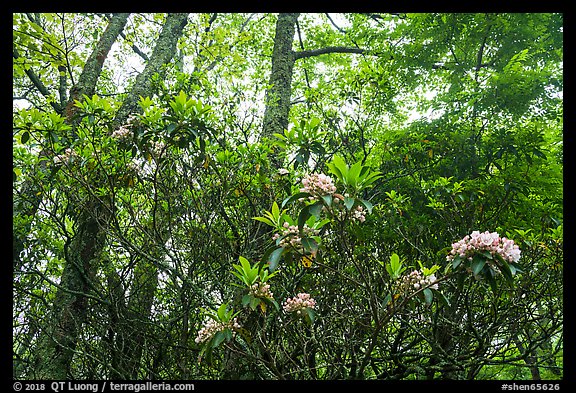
[308,201,323,218]
[267,247,284,272]
[423,288,433,305]
[20,131,30,144]
[268,298,280,311]
[452,255,463,269]
[346,161,363,188]
[217,303,228,321]
[499,259,515,285]
[430,288,450,307]
[359,198,373,214]
[252,216,275,227]
[242,294,252,307]
[301,237,319,254]
[344,197,355,211]
[211,331,226,348]
[282,192,311,208]
[321,194,333,207]
[305,308,316,324]
[249,296,261,310]
[471,255,486,276]
[485,268,498,293]
[327,155,348,182]
[239,256,251,274]
[382,293,392,309]
[298,205,312,230]
[271,201,280,219]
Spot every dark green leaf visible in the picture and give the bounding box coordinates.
[211,331,226,348]
[430,288,450,307]
[423,288,433,305]
[267,247,284,272]
[308,201,323,218]
[452,255,462,269]
[321,194,333,207]
[471,255,486,276]
[301,237,319,254]
[242,294,252,307]
[298,205,311,230]
[282,192,311,208]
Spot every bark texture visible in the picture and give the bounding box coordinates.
[114,13,189,127]
[261,13,300,140]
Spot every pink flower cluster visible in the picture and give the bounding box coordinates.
[250,282,274,299]
[194,317,241,344]
[272,222,320,252]
[300,173,337,197]
[283,293,316,315]
[398,270,438,296]
[447,230,521,264]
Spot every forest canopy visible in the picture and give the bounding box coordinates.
[13,12,563,380]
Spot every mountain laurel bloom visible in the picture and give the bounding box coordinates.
[272,222,320,252]
[194,317,241,344]
[111,125,132,142]
[446,230,521,264]
[250,282,274,299]
[300,173,337,197]
[283,293,316,315]
[398,270,438,296]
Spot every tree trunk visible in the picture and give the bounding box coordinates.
[28,13,189,379]
[32,206,107,379]
[114,13,189,127]
[261,13,299,141]
[13,13,130,272]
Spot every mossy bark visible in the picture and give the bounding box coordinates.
[261,13,299,141]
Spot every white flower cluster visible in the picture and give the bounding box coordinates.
[300,173,337,198]
[272,222,320,252]
[53,148,79,166]
[111,125,132,142]
[398,270,438,296]
[351,205,367,222]
[283,293,316,315]
[250,282,274,299]
[194,317,241,345]
[148,140,165,158]
[332,198,366,223]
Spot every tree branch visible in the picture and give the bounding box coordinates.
[13,47,63,114]
[119,30,149,62]
[294,46,365,60]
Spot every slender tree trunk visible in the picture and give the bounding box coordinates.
[114,13,189,127]
[32,205,107,379]
[28,13,189,379]
[261,13,299,141]
[105,14,190,378]
[13,13,130,271]
[26,15,130,379]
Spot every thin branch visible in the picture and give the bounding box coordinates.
[295,46,365,60]
[13,47,63,114]
[325,13,347,34]
[119,31,149,62]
